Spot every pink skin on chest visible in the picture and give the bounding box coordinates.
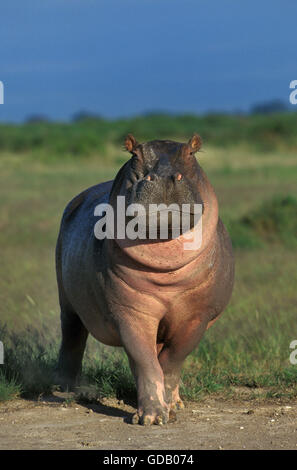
[103,189,220,347]
[109,184,219,294]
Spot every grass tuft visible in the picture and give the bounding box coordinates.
[0,371,22,401]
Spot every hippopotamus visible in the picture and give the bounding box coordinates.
[55,134,234,425]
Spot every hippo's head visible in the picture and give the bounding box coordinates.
[109,134,204,240]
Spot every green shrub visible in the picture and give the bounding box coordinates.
[0,112,297,158]
[228,195,297,249]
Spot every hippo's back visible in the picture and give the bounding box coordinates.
[60,180,113,233]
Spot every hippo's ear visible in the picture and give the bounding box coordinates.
[188,134,202,153]
[124,134,138,153]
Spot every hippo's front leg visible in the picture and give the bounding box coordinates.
[158,351,185,411]
[158,317,209,411]
[117,313,170,425]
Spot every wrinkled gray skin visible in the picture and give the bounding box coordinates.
[56,134,234,425]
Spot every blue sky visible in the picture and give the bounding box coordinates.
[0,0,296,122]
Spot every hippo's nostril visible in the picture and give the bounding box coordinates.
[144,173,155,182]
[172,173,183,182]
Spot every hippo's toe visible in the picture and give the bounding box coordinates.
[174,399,185,410]
[132,408,172,426]
[169,396,185,411]
[169,409,177,422]
[142,414,155,426]
[131,413,140,425]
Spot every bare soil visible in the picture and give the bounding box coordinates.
[0,391,296,450]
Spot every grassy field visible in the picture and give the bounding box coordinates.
[0,116,296,402]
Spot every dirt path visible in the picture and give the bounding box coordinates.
[0,393,296,450]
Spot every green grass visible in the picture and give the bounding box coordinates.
[0,326,56,398]
[0,123,296,402]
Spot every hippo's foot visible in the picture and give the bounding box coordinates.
[54,370,77,392]
[55,381,76,393]
[131,391,173,425]
[132,405,175,425]
[164,383,185,412]
[170,398,185,411]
